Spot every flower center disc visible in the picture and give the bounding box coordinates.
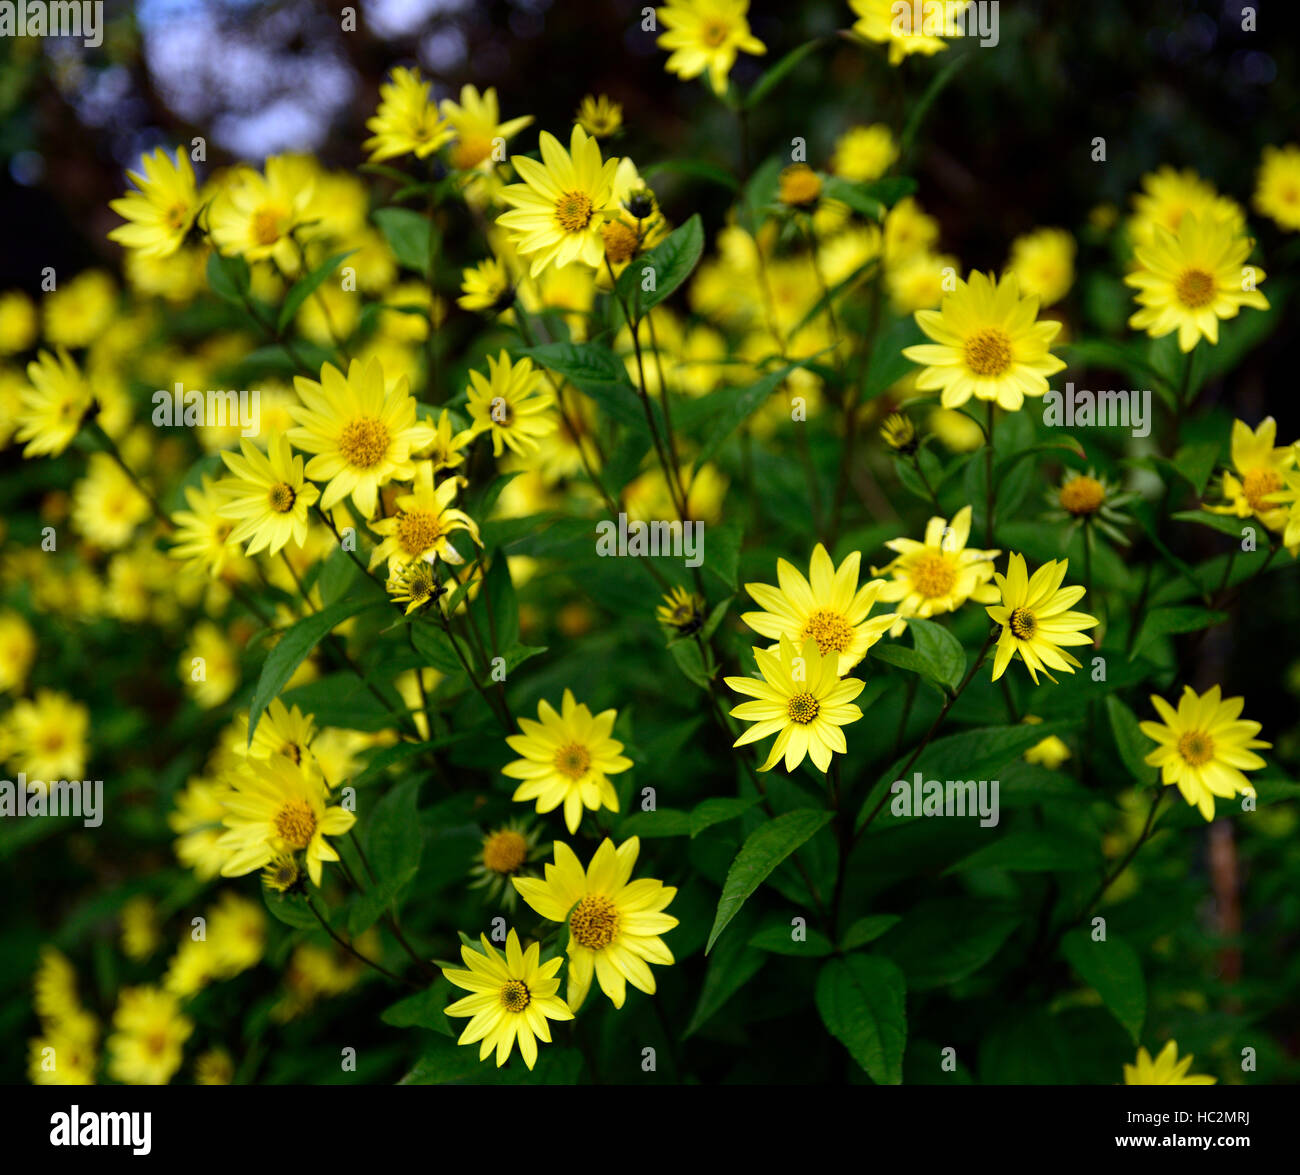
[268,481,296,513]
[963,327,1014,377]
[601,221,640,265]
[252,206,287,246]
[787,692,820,725]
[555,191,594,232]
[1242,467,1283,513]
[912,551,958,598]
[1009,607,1037,640]
[484,830,528,874]
[569,894,619,950]
[275,798,317,849]
[1174,267,1216,309]
[801,607,853,654]
[1177,730,1215,766]
[500,979,531,1012]
[1060,476,1105,515]
[553,742,591,780]
[397,509,442,555]
[339,416,390,469]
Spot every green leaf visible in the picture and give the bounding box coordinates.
[907,618,965,692]
[685,359,813,469]
[373,207,433,276]
[262,887,320,930]
[277,249,357,334]
[381,979,454,1036]
[821,175,887,221]
[703,516,744,590]
[690,796,760,837]
[944,828,1100,874]
[517,342,644,428]
[1061,929,1146,1044]
[684,921,766,1037]
[874,900,1020,989]
[749,921,834,957]
[668,638,712,689]
[815,954,908,1084]
[1105,696,1157,786]
[1170,510,1249,539]
[482,552,520,652]
[840,914,901,951]
[615,214,705,319]
[1130,606,1227,660]
[248,598,384,744]
[640,159,739,192]
[743,36,826,108]
[348,777,424,935]
[206,250,251,306]
[706,809,833,953]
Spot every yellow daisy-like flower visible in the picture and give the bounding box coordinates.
[440,84,533,173]
[43,269,116,348]
[120,896,161,962]
[194,1048,235,1085]
[514,837,677,1011]
[216,753,356,887]
[1005,227,1076,307]
[262,853,302,893]
[0,609,37,694]
[850,0,968,66]
[503,689,633,834]
[1124,213,1268,353]
[368,461,481,571]
[169,776,233,880]
[879,410,918,454]
[414,407,475,472]
[575,94,623,139]
[742,544,895,674]
[726,634,865,773]
[656,585,706,636]
[872,505,1000,635]
[1123,1040,1217,1086]
[457,257,514,314]
[6,689,89,780]
[386,558,446,617]
[288,357,422,517]
[215,435,318,557]
[169,475,240,579]
[70,452,151,551]
[443,930,572,1069]
[1138,685,1270,822]
[16,348,92,458]
[207,157,314,270]
[1254,144,1300,232]
[497,125,620,278]
[903,270,1066,411]
[105,986,193,1086]
[107,147,199,259]
[465,350,556,458]
[0,289,37,354]
[831,123,898,183]
[656,0,766,96]
[469,819,546,910]
[1204,416,1295,532]
[986,553,1099,685]
[363,66,452,163]
[1128,166,1245,251]
[1272,468,1300,556]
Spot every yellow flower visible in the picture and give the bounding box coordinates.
[368,461,481,571]
[1204,416,1295,532]
[986,553,1099,684]
[469,819,546,909]
[873,505,1000,634]
[443,929,572,1068]
[497,125,620,277]
[414,407,475,472]
[778,164,822,208]
[207,891,267,977]
[656,0,766,96]
[106,987,192,1086]
[656,585,706,635]
[215,434,318,556]
[1272,467,1300,556]
[207,157,314,269]
[465,350,556,458]
[194,1048,235,1085]
[0,289,37,354]
[288,357,423,517]
[887,250,959,312]
[514,837,677,1011]
[262,853,302,893]
[1125,213,1268,352]
[1123,1040,1216,1085]
[386,558,445,617]
[440,84,533,173]
[742,544,895,674]
[575,94,623,138]
[850,0,968,66]
[884,197,940,266]
[903,271,1066,411]
[726,634,865,773]
[0,608,37,693]
[120,897,161,962]
[180,621,240,709]
[458,257,514,314]
[363,66,452,163]
[1138,685,1269,822]
[1021,716,1071,769]
[69,452,151,550]
[43,270,116,348]
[33,945,83,1025]
[503,688,633,834]
[1006,227,1075,307]
[1254,144,1300,232]
[5,689,88,780]
[108,147,199,258]
[217,753,356,887]
[169,475,240,579]
[879,411,918,454]
[831,123,898,183]
[1128,166,1245,251]
[16,348,92,458]
[169,776,233,880]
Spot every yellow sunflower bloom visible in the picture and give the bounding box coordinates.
[502,688,633,834]
[656,0,766,95]
[215,434,318,557]
[465,350,556,458]
[1204,416,1295,532]
[108,147,199,258]
[207,156,314,270]
[986,552,1099,685]
[903,271,1065,411]
[1254,143,1300,232]
[443,929,572,1069]
[367,461,481,571]
[457,257,514,314]
[105,986,192,1086]
[497,125,620,277]
[1138,685,1270,822]
[1125,213,1268,353]
[16,348,92,458]
[168,474,240,579]
[1005,227,1075,307]
[513,836,677,1011]
[363,66,452,163]
[575,94,623,139]
[1123,1040,1216,1086]
[439,84,533,173]
[872,505,1001,635]
[216,752,356,887]
[850,0,968,66]
[742,543,895,674]
[725,634,864,773]
[287,357,423,517]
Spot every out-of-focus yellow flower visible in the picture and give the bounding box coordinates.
[0,609,36,693]
[43,270,116,348]
[831,123,898,182]
[1006,227,1076,307]
[108,147,200,258]
[576,93,623,138]
[656,0,766,96]
[364,66,452,163]
[0,290,37,353]
[120,896,161,962]
[440,84,533,173]
[850,0,968,65]
[180,621,240,709]
[1123,1041,1216,1085]
[1254,144,1300,232]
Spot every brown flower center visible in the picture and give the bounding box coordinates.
[569,894,619,950]
[338,416,390,469]
[601,221,640,265]
[1009,607,1037,640]
[274,798,317,849]
[396,508,442,555]
[1242,467,1283,513]
[553,742,591,780]
[268,481,296,513]
[963,327,1014,377]
[1177,730,1215,767]
[1060,475,1105,515]
[786,692,820,725]
[1174,267,1216,309]
[911,551,958,598]
[555,191,594,233]
[483,830,528,874]
[801,608,853,654]
[499,979,531,1012]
